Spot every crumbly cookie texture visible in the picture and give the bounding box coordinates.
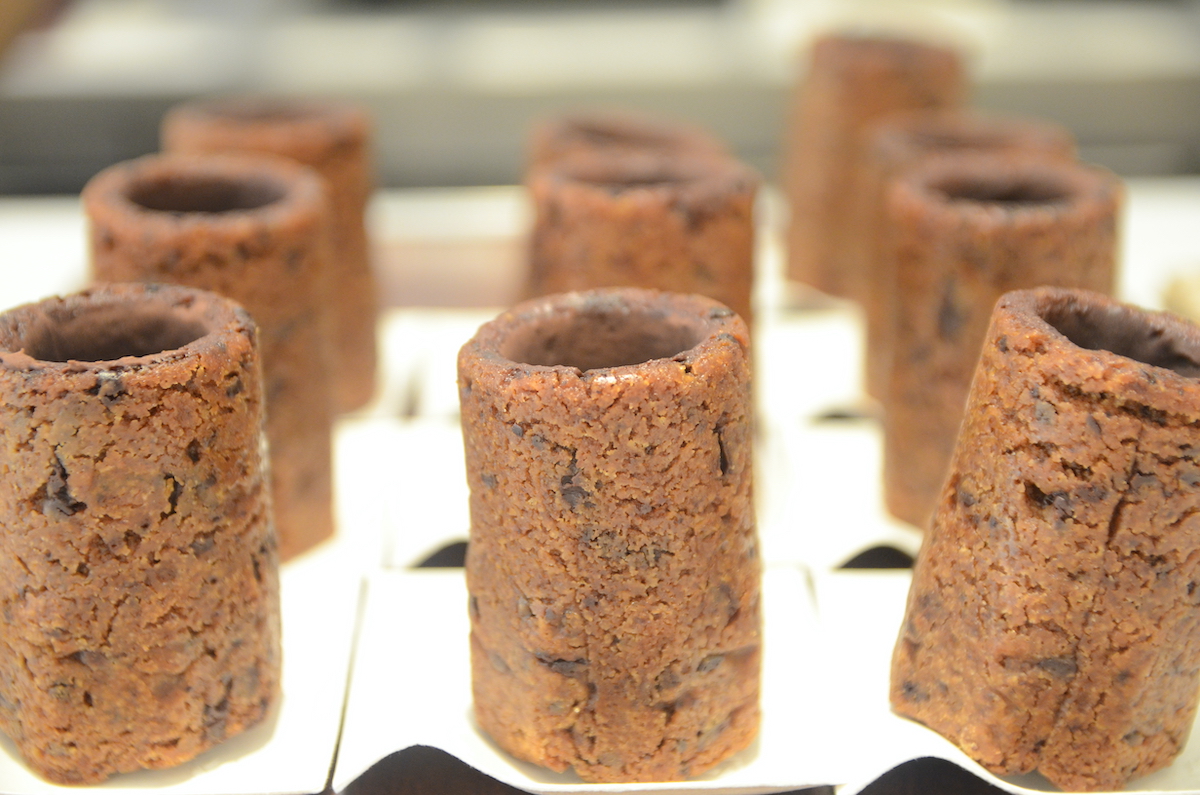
[0,283,280,784]
[526,155,758,325]
[526,111,729,173]
[83,153,335,559]
[858,111,1077,400]
[892,287,1200,791]
[883,155,1120,530]
[162,98,378,413]
[459,288,761,782]
[783,33,966,299]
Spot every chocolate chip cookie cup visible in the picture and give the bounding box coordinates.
[0,283,280,785]
[882,154,1120,529]
[163,97,379,413]
[83,152,336,559]
[458,288,760,782]
[893,287,1200,791]
[858,111,1077,399]
[527,110,730,173]
[783,32,966,299]
[527,156,759,325]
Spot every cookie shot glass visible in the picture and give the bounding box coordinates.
[458,288,761,782]
[783,32,966,299]
[527,155,759,326]
[857,111,1077,398]
[882,154,1120,529]
[893,287,1200,791]
[83,153,336,559]
[527,110,730,174]
[162,97,379,412]
[0,283,280,784]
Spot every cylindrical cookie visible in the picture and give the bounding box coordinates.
[882,154,1121,529]
[892,287,1200,791]
[526,156,759,325]
[162,97,378,413]
[458,288,761,782]
[858,111,1077,398]
[782,32,966,300]
[0,283,280,784]
[83,153,335,559]
[527,110,729,174]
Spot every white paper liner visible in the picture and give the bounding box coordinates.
[333,566,832,794]
[333,567,1200,795]
[811,572,1200,795]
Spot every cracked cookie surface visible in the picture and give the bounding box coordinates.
[891,287,1200,791]
[458,288,760,783]
[0,284,280,784]
[83,153,335,559]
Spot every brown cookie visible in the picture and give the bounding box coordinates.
[458,288,760,782]
[881,154,1120,529]
[857,111,1077,399]
[0,283,280,784]
[163,97,378,412]
[783,32,966,299]
[893,287,1200,790]
[527,155,759,325]
[83,153,336,559]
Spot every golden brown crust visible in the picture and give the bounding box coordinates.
[162,97,378,413]
[0,283,280,784]
[858,111,1077,399]
[892,287,1200,791]
[458,288,760,782]
[526,156,759,325]
[882,154,1121,529]
[783,33,967,299]
[83,153,335,559]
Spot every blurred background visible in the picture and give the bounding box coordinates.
[1,0,1199,194]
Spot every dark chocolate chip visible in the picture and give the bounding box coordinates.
[191,532,215,556]
[203,698,230,743]
[1037,657,1078,678]
[536,654,587,677]
[936,280,966,341]
[44,454,86,518]
[562,484,589,508]
[900,680,929,702]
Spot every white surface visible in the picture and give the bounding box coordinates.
[0,197,87,310]
[1119,177,1200,311]
[758,420,923,570]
